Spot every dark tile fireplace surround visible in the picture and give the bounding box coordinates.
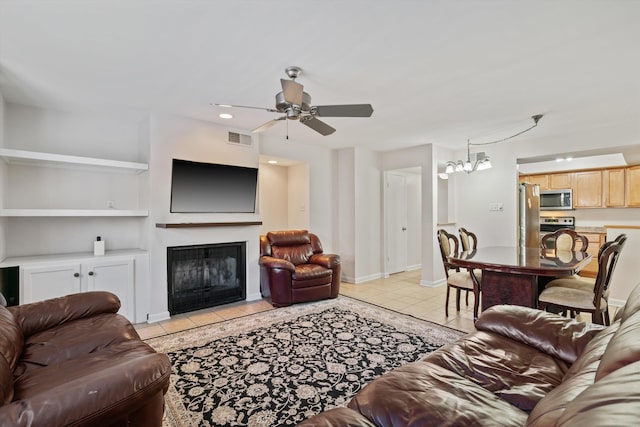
[167,241,246,315]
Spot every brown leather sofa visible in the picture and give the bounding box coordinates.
[259,230,341,307]
[0,291,171,426]
[297,282,640,426]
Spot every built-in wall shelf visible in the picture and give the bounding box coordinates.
[0,209,149,217]
[0,148,148,173]
[156,221,262,228]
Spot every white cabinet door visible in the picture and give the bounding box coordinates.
[85,258,135,321]
[21,262,82,304]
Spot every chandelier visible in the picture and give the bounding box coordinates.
[445,114,543,174]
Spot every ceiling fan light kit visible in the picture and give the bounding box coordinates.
[215,66,374,136]
[445,114,543,175]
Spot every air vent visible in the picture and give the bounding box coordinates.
[228,132,252,146]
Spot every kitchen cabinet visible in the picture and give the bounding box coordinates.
[579,232,606,278]
[573,170,603,208]
[4,251,145,323]
[626,165,640,207]
[549,173,572,189]
[603,168,626,207]
[521,174,549,190]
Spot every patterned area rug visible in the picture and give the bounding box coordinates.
[147,296,464,427]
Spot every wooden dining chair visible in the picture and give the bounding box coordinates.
[540,228,589,252]
[538,234,627,325]
[458,227,479,252]
[437,229,481,320]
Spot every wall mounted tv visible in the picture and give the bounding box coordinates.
[170,158,258,213]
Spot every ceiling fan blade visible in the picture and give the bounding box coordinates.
[300,116,336,136]
[252,117,285,133]
[213,103,279,113]
[280,79,304,105]
[313,104,374,117]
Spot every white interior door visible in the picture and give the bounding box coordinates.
[385,172,408,275]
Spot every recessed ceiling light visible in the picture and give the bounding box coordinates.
[268,160,278,164]
[217,104,232,108]
[219,113,233,119]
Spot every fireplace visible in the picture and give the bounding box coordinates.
[167,242,246,315]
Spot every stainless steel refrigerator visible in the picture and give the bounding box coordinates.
[518,182,540,247]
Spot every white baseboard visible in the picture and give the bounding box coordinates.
[147,311,170,324]
[420,278,446,288]
[609,298,626,308]
[246,291,263,301]
[341,272,383,284]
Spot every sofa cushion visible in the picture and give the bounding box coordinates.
[8,291,121,338]
[595,310,640,381]
[14,312,139,377]
[525,318,620,426]
[7,340,170,426]
[425,330,569,411]
[555,360,640,427]
[0,353,13,405]
[0,305,23,373]
[347,361,528,427]
[292,264,332,289]
[475,305,603,365]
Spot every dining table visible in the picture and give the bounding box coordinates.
[447,246,592,311]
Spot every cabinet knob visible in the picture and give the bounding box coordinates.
[73,272,80,277]
[88,271,94,276]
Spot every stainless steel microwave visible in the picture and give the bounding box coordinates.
[540,189,573,210]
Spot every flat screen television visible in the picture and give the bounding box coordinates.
[170,158,258,213]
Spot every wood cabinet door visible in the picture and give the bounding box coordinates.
[604,168,626,207]
[579,233,604,278]
[626,165,640,207]
[525,174,549,190]
[21,263,82,303]
[85,258,135,322]
[574,171,603,208]
[549,173,572,189]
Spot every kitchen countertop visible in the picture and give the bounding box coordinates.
[575,226,607,234]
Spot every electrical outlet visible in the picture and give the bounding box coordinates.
[489,202,504,211]
[106,200,115,209]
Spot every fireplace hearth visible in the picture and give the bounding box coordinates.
[167,242,246,315]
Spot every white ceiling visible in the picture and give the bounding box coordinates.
[1,0,639,155]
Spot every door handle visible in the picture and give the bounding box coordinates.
[88,271,94,276]
[73,273,80,278]
[402,227,407,231]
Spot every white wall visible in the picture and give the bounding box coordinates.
[354,147,382,282]
[147,114,262,321]
[0,92,6,261]
[260,136,337,252]
[258,163,289,234]
[381,144,438,286]
[337,148,356,280]
[406,172,422,269]
[287,163,310,230]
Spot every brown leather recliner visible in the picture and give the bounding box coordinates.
[0,291,171,426]
[259,230,341,307]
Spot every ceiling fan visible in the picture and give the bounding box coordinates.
[215,66,374,136]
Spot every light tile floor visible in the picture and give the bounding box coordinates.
[134,270,478,339]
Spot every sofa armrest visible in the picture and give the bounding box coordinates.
[8,291,121,338]
[475,305,605,365]
[259,255,295,272]
[309,253,341,269]
[0,351,170,427]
